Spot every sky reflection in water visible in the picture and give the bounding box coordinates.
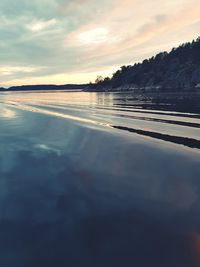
[0,91,200,267]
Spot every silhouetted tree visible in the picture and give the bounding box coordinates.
[94,37,200,90]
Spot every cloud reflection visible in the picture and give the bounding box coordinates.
[0,108,16,119]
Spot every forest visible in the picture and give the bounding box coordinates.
[90,37,200,91]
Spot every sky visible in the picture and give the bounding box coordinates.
[0,0,200,87]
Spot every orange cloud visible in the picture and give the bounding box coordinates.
[65,0,200,67]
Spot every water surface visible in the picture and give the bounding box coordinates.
[0,91,200,267]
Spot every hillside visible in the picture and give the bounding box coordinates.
[90,37,200,91]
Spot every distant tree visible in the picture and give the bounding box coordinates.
[95,75,104,84]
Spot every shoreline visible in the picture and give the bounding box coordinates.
[1,86,199,94]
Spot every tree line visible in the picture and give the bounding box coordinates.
[90,37,200,91]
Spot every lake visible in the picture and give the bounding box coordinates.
[0,90,200,267]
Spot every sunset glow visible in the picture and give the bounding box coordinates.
[0,0,200,86]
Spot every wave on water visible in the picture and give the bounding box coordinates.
[1,91,200,150]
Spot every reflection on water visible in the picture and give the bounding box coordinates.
[1,91,200,149]
[0,107,16,119]
[0,91,200,266]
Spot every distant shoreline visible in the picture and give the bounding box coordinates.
[0,84,88,92]
[1,86,200,95]
[0,89,83,93]
[84,86,200,93]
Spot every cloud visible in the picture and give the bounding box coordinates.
[77,28,109,45]
[26,19,57,32]
[0,0,200,86]
[0,66,37,76]
[66,0,200,68]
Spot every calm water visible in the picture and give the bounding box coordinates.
[0,91,200,267]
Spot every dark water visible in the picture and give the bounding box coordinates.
[0,91,200,267]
